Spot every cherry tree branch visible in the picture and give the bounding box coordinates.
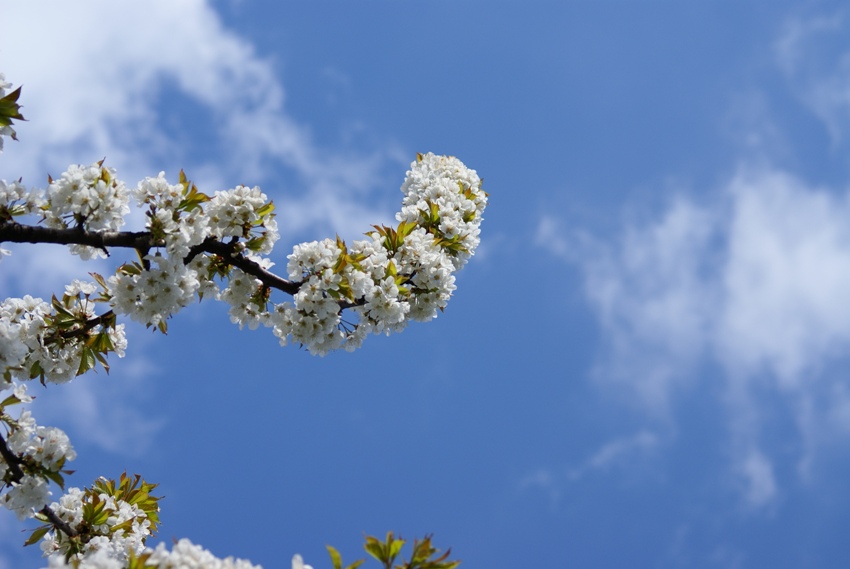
[188,237,300,296]
[0,223,152,251]
[0,222,302,296]
[38,505,78,539]
[0,432,25,482]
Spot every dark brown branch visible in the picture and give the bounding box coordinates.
[0,223,302,296]
[0,222,370,311]
[189,237,300,296]
[39,505,78,538]
[0,432,25,482]
[41,311,116,351]
[0,223,153,251]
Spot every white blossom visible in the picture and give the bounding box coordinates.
[206,185,278,253]
[144,538,263,568]
[2,475,50,520]
[134,173,211,258]
[43,163,130,259]
[0,73,14,152]
[109,254,199,327]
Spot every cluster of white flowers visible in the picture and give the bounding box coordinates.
[0,284,127,385]
[42,539,264,569]
[1,295,81,384]
[0,385,76,521]
[2,474,51,520]
[219,267,268,330]
[1,177,41,216]
[132,173,210,258]
[43,164,130,260]
[0,297,32,372]
[144,539,263,569]
[108,254,200,328]
[205,184,279,251]
[40,486,153,561]
[267,153,487,354]
[397,152,486,271]
[1,176,41,261]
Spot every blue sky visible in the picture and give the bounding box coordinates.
[3,1,850,567]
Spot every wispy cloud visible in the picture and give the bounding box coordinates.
[1,1,402,239]
[538,198,719,412]
[518,430,660,510]
[737,449,778,509]
[775,11,850,146]
[567,430,659,481]
[542,164,850,506]
[537,12,850,508]
[29,347,165,456]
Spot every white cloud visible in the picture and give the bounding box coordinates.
[518,468,562,510]
[738,449,778,509]
[567,430,659,481]
[540,13,850,507]
[775,11,850,145]
[0,0,401,238]
[717,169,850,385]
[30,348,165,456]
[542,164,850,506]
[518,430,659,509]
[538,198,719,411]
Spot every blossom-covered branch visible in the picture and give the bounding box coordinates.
[1,151,486,357]
[0,72,477,569]
[0,224,301,295]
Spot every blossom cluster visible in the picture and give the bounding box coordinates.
[43,163,131,260]
[0,177,41,261]
[42,539,267,569]
[0,384,76,521]
[35,473,161,563]
[266,153,487,354]
[0,282,127,385]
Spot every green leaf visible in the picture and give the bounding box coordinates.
[327,545,343,569]
[28,360,44,382]
[0,86,25,129]
[110,518,135,535]
[117,262,142,276]
[256,202,275,217]
[176,171,210,211]
[76,347,97,376]
[0,393,23,408]
[44,469,66,490]
[397,220,417,240]
[23,525,50,547]
[386,260,397,278]
[364,535,385,562]
[388,537,406,560]
[87,329,114,352]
